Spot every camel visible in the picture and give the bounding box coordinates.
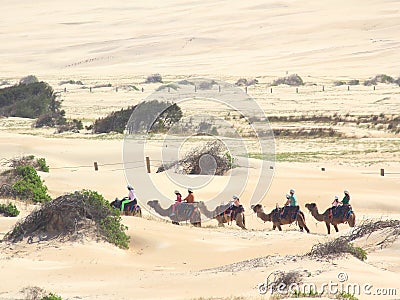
[305,203,355,234]
[197,201,246,229]
[147,200,201,227]
[110,198,142,217]
[252,204,310,233]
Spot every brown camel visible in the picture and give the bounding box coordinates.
[252,204,310,233]
[197,201,246,229]
[147,200,201,227]
[305,203,355,234]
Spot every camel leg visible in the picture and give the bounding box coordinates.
[217,216,225,227]
[297,215,310,233]
[333,224,339,232]
[236,214,246,230]
[172,221,180,225]
[277,224,282,231]
[272,224,276,230]
[325,222,331,234]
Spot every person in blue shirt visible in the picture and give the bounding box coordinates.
[285,189,297,206]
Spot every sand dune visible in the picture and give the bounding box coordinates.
[1,0,400,298]
[1,132,400,299]
[1,0,400,77]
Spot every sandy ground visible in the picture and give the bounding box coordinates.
[1,0,400,299]
[1,0,400,78]
[0,133,400,299]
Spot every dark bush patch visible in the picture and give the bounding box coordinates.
[145,73,163,83]
[364,74,395,86]
[272,74,304,86]
[157,140,234,175]
[59,80,83,85]
[0,81,64,122]
[235,78,258,86]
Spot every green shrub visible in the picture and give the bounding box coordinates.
[81,190,129,249]
[0,203,20,217]
[94,101,183,134]
[12,165,51,203]
[0,81,64,122]
[36,158,49,172]
[349,244,367,261]
[4,190,130,249]
[336,291,359,300]
[41,293,62,300]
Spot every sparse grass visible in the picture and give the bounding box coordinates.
[191,297,247,300]
[308,236,367,261]
[291,289,321,298]
[336,291,359,300]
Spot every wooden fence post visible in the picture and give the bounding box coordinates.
[146,157,151,173]
[380,168,385,176]
[94,162,98,171]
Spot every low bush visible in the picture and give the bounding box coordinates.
[308,236,367,261]
[1,155,49,173]
[94,100,183,134]
[235,78,258,86]
[59,80,83,85]
[364,74,395,86]
[41,293,63,300]
[0,202,20,217]
[11,165,51,203]
[145,73,163,83]
[272,74,304,86]
[5,190,130,249]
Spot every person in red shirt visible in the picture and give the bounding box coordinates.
[170,190,182,217]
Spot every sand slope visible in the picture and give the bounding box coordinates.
[1,0,400,77]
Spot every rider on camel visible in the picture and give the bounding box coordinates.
[121,184,137,212]
[184,188,195,203]
[170,190,182,217]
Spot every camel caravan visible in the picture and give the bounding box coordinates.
[112,185,356,235]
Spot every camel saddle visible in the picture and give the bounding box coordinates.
[331,205,353,219]
[276,206,300,221]
[175,202,198,219]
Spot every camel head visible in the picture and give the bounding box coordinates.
[305,203,317,212]
[252,204,264,214]
[197,201,206,208]
[147,200,158,208]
